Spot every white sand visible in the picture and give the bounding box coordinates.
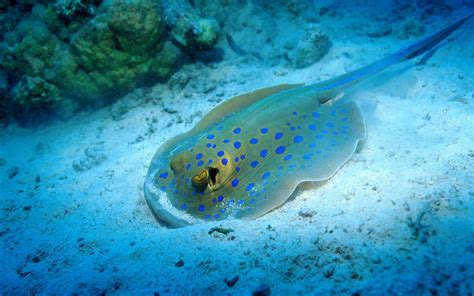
[1,3,473,294]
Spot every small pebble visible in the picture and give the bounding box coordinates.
[175,259,184,267]
[7,166,19,179]
[298,208,316,218]
[208,227,234,235]
[224,275,239,287]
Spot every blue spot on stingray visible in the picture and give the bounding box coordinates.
[290,127,296,131]
[251,160,259,168]
[241,155,246,160]
[159,172,168,179]
[181,203,187,209]
[204,214,210,220]
[236,167,241,172]
[232,178,239,187]
[250,138,258,144]
[316,135,324,140]
[218,195,224,202]
[238,200,244,206]
[293,111,298,116]
[274,132,283,140]
[185,163,191,170]
[199,205,205,212]
[260,128,268,134]
[233,127,241,134]
[217,150,224,157]
[327,122,334,128]
[262,171,270,180]
[260,149,268,158]
[234,141,241,149]
[322,129,328,134]
[223,139,230,143]
[333,131,339,136]
[197,160,204,167]
[294,135,303,143]
[309,143,316,148]
[228,199,235,206]
[216,125,224,130]
[331,109,337,116]
[220,208,226,213]
[222,158,228,165]
[160,185,166,192]
[308,124,316,131]
[207,159,213,165]
[212,198,216,204]
[286,122,291,126]
[214,214,220,219]
[207,134,215,139]
[212,144,216,149]
[284,154,293,161]
[206,143,212,148]
[234,156,239,162]
[246,183,254,192]
[312,112,320,118]
[196,153,203,160]
[275,146,285,154]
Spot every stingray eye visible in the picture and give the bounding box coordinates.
[191,169,209,192]
[194,169,208,183]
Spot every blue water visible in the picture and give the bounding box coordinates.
[1,0,473,294]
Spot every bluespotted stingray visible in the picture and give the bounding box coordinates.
[144,15,471,227]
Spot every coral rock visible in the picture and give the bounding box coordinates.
[171,13,220,50]
[288,25,331,69]
[12,76,61,108]
[59,0,181,101]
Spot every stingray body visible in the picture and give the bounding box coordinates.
[144,15,471,227]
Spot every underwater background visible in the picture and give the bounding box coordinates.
[1,0,474,294]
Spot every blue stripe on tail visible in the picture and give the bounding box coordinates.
[311,14,472,93]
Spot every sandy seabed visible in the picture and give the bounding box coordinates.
[1,3,474,295]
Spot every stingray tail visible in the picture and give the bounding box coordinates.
[312,13,473,93]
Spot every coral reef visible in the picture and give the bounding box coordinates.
[0,0,220,125]
[3,19,59,79]
[58,0,181,101]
